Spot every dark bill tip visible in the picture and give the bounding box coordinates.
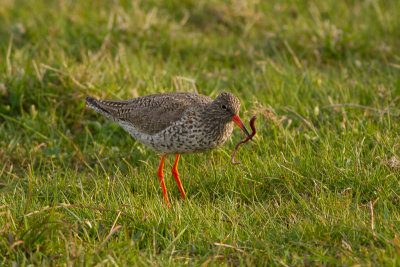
[231,114,253,140]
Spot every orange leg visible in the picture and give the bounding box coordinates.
[157,154,169,206]
[171,154,186,200]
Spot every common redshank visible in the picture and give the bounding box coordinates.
[86,92,251,205]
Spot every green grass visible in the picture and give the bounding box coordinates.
[1,0,400,265]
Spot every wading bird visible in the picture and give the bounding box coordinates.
[86,92,251,206]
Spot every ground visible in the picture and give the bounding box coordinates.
[1,0,400,265]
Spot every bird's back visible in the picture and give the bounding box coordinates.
[86,92,212,135]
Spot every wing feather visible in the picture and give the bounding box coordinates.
[86,92,212,134]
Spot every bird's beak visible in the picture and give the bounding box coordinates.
[232,114,252,141]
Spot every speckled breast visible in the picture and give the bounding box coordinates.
[135,119,235,154]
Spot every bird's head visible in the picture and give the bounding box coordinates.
[210,92,252,140]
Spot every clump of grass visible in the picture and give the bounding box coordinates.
[1,0,400,265]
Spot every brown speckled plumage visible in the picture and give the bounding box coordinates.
[86,92,241,154]
[86,91,248,205]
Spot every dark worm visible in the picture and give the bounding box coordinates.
[231,116,257,165]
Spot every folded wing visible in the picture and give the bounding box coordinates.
[86,92,212,135]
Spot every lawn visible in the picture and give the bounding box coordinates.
[1,0,400,265]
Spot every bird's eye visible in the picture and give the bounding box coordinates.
[221,104,227,110]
